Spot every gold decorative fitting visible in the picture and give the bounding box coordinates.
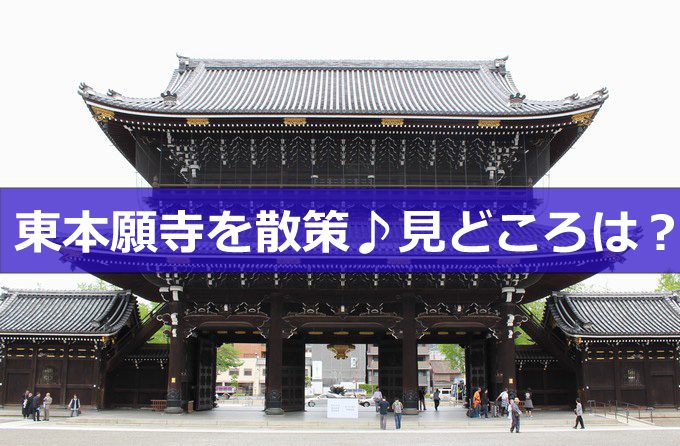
[283,117,307,126]
[381,118,404,126]
[308,331,324,335]
[187,117,210,126]
[327,344,355,359]
[478,119,501,128]
[358,331,374,335]
[571,111,595,126]
[91,106,114,122]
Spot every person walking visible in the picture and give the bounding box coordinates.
[418,388,427,411]
[433,388,440,411]
[392,398,403,429]
[481,388,490,418]
[21,391,30,419]
[43,393,53,421]
[573,398,585,429]
[524,388,534,418]
[68,394,81,417]
[31,393,42,421]
[472,387,482,418]
[378,398,390,430]
[510,397,522,433]
[372,387,383,413]
[496,388,509,416]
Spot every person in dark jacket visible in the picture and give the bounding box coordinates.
[433,388,440,411]
[21,391,30,419]
[31,393,42,421]
[68,394,81,417]
[418,388,427,411]
[481,388,490,418]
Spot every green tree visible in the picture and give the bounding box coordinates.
[305,375,312,388]
[76,278,120,291]
[216,344,243,373]
[230,374,239,391]
[439,344,465,372]
[657,273,680,291]
[137,302,168,344]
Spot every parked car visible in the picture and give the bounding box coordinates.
[306,393,343,407]
[358,397,374,407]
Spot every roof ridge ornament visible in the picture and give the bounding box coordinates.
[78,82,93,96]
[508,92,526,108]
[161,90,178,105]
[107,89,121,98]
[563,93,580,103]
[177,53,190,73]
[493,56,509,75]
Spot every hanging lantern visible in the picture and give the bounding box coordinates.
[327,344,355,359]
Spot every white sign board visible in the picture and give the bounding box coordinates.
[327,398,359,419]
[312,360,323,379]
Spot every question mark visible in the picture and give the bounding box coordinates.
[650,214,675,250]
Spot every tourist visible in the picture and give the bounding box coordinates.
[433,388,440,411]
[32,392,42,421]
[68,394,81,417]
[378,398,390,430]
[43,393,53,421]
[392,398,403,429]
[524,388,534,417]
[510,397,521,433]
[372,387,383,413]
[496,388,509,416]
[573,398,585,429]
[472,387,481,418]
[481,388,490,418]
[21,390,30,419]
[418,388,426,411]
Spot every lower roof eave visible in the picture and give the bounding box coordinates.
[84,100,603,122]
[0,331,120,338]
[565,333,680,340]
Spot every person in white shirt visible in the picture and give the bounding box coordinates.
[496,388,509,416]
[372,387,383,413]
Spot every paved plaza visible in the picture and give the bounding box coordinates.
[1,405,679,446]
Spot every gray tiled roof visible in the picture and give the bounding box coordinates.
[79,56,607,117]
[0,288,135,337]
[547,292,680,338]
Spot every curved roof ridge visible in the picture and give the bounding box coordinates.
[181,56,502,70]
[1,288,126,296]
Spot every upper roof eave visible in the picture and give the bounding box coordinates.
[78,55,608,120]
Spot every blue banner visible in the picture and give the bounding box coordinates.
[0,188,677,273]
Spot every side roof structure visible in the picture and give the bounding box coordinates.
[547,291,680,339]
[79,55,607,118]
[0,288,136,338]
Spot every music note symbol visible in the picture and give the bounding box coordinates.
[359,211,390,254]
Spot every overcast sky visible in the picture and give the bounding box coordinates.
[0,0,673,292]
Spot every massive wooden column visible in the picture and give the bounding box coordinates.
[164,287,186,414]
[265,297,284,415]
[401,296,419,414]
[497,287,519,398]
[281,338,305,412]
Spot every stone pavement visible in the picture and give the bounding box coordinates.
[0,405,626,430]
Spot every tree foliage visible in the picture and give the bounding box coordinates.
[216,344,243,373]
[657,273,680,291]
[439,344,465,373]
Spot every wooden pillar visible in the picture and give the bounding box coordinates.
[265,297,284,415]
[498,301,517,397]
[401,296,419,415]
[165,298,186,414]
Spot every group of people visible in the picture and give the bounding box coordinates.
[471,387,534,419]
[372,387,404,430]
[470,387,585,433]
[21,390,81,420]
